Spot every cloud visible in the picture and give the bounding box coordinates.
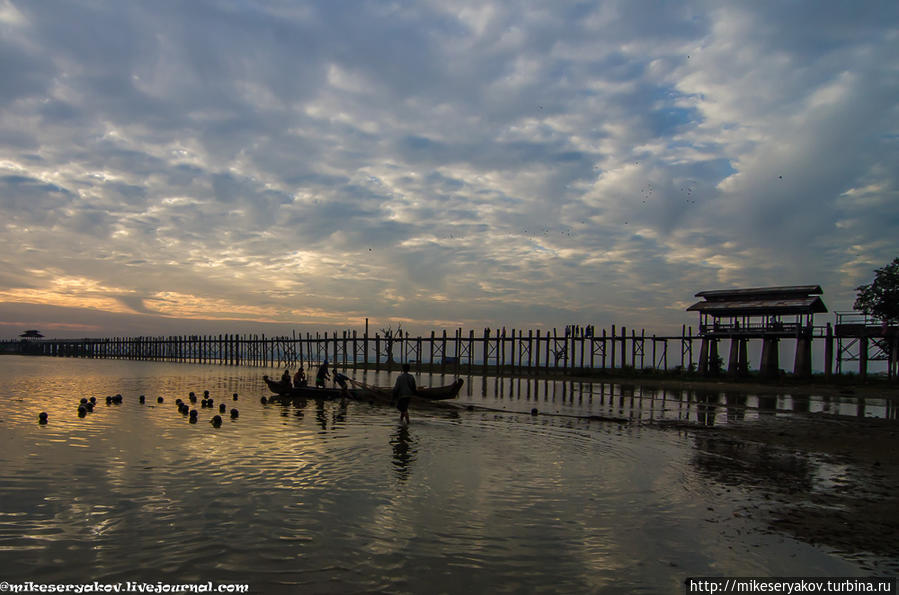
[0,0,896,338]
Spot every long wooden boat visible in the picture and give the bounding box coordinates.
[263,375,360,400]
[348,378,463,402]
[264,375,463,405]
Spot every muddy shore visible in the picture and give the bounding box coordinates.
[653,410,899,572]
[565,373,899,401]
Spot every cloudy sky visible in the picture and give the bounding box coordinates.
[0,0,896,338]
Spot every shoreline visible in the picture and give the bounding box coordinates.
[562,374,899,401]
[657,412,899,569]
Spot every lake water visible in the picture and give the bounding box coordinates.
[0,356,894,593]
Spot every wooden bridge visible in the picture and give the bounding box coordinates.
[2,326,697,376]
[3,295,894,380]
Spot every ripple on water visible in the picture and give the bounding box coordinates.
[0,358,890,590]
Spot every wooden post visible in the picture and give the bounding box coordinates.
[601,328,607,369]
[610,325,616,370]
[500,328,506,375]
[793,333,812,378]
[859,336,868,379]
[363,329,369,367]
[534,329,541,370]
[824,323,833,380]
[890,334,898,381]
[375,333,381,369]
[550,328,558,369]
[332,331,339,366]
[620,326,627,369]
[698,337,710,375]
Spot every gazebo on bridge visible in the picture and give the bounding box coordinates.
[686,286,828,377]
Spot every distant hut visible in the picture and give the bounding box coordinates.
[18,330,45,355]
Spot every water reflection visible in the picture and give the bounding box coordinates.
[390,425,415,482]
[2,356,896,590]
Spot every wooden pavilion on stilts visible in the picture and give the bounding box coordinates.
[686,286,828,378]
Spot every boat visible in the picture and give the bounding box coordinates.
[263,375,463,405]
[262,375,360,401]
[348,377,464,402]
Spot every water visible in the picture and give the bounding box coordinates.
[0,356,893,593]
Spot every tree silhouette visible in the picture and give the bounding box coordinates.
[854,257,899,323]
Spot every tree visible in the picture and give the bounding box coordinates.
[379,322,403,363]
[854,257,899,323]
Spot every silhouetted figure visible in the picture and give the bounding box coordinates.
[316,360,330,388]
[393,363,417,425]
[333,368,349,392]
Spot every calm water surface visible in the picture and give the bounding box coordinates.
[0,356,892,593]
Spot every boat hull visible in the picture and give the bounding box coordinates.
[263,376,463,405]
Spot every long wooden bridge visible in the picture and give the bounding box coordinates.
[2,326,696,375]
[3,318,894,379]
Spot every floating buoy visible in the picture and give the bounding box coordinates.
[189,392,197,403]
[180,405,189,415]
[176,398,183,406]
[260,396,268,404]
[157,396,164,404]
[189,409,198,423]
[89,396,97,404]
[106,396,112,404]
[201,399,207,408]
[530,408,539,416]
[219,403,226,413]
[78,406,87,417]
[86,402,94,412]
[112,395,122,404]
[203,390,210,398]
[207,398,213,407]
[80,398,88,405]
[139,395,146,404]
[38,412,48,424]
[230,408,239,419]
[211,415,222,427]
[233,393,238,401]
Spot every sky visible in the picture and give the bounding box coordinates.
[0,0,897,339]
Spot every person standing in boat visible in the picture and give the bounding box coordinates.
[315,360,330,388]
[281,368,292,390]
[393,363,417,425]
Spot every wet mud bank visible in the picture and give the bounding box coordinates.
[657,414,899,572]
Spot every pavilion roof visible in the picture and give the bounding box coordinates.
[686,286,827,316]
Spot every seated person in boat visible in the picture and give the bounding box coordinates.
[294,367,307,387]
[333,367,349,390]
[315,360,330,388]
